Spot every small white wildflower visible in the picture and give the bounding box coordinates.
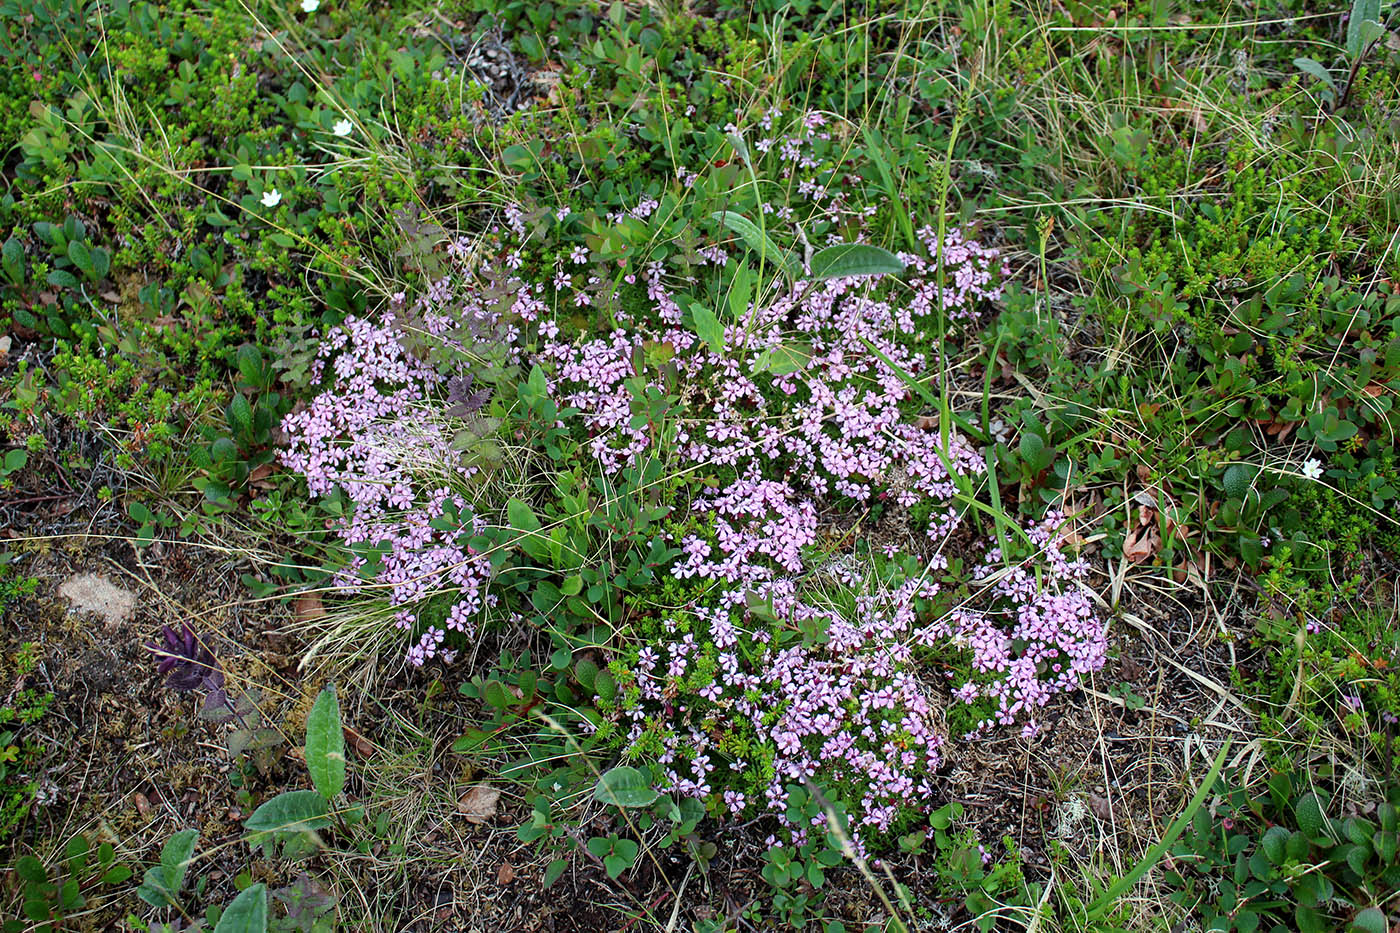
[332,119,352,137]
[1302,458,1324,480]
[260,189,282,208]
[301,0,318,11]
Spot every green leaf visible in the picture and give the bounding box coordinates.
[507,498,547,560]
[305,685,346,800]
[1293,58,1338,96]
[213,882,268,933]
[542,857,568,888]
[758,341,813,376]
[691,303,725,355]
[100,865,132,885]
[139,866,178,908]
[593,766,658,808]
[1222,464,1252,500]
[1347,0,1383,56]
[594,669,616,702]
[235,344,264,387]
[1296,904,1325,933]
[502,143,535,172]
[245,790,331,842]
[725,131,753,168]
[67,240,95,279]
[1350,907,1388,933]
[806,243,905,281]
[47,268,79,288]
[1261,825,1289,864]
[711,211,799,280]
[1019,431,1046,467]
[573,658,598,690]
[159,828,199,896]
[227,393,254,439]
[482,679,511,710]
[1,236,23,284]
[15,855,46,883]
[1296,792,1327,839]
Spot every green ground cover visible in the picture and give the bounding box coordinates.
[2,0,1399,929]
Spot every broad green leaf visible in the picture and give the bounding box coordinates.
[47,268,79,289]
[235,344,264,387]
[1293,58,1338,96]
[593,765,658,808]
[1260,825,1289,864]
[1351,907,1389,933]
[711,211,799,280]
[542,857,568,888]
[1295,792,1327,839]
[67,240,95,279]
[213,883,268,933]
[507,498,548,560]
[305,685,346,800]
[759,341,813,376]
[226,393,254,438]
[1296,904,1325,933]
[16,855,46,883]
[1347,0,1383,56]
[728,261,753,321]
[806,243,905,280]
[725,131,753,169]
[159,828,199,896]
[691,303,725,355]
[1222,464,1252,500]
[1,236,23,284]
[244,790,331,842]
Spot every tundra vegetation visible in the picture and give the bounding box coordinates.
[1,0,1399,930]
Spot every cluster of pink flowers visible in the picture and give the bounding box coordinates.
[278,278,518,666]
[612,576,953,849]
[279,107,1104,841]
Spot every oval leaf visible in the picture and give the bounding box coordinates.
[1293,58,1337,95]
[806,243,905,280]
[711,211,799,280]
[691,303,725,355]
[305,685,346,800]
[593,765,658,808]
[245,790,331,838]
[213,882,268,933]
[160,828,199,895]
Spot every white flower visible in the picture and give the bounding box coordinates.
[301,0,318,11]
[260,189,282,208]
[1302,458,1324,480]
[332,119,352,137]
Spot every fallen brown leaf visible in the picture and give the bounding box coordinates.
[293,593,326,625]
[458,784,501,824]
[343,724,373,757]
[496,861,515,885]
[1123,522,1160,564]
